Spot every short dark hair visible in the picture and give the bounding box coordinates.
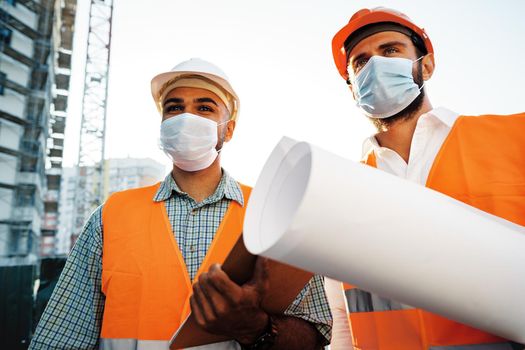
[344,22,428,63]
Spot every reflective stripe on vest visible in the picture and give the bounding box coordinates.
[344,113,525,349]
[345,288,414,313]
[99,338,168,350]
[428,344,515,350]
[99,338,240,350]
[100,182,251,346]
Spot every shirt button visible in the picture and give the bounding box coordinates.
[191,208,198,215]
[190,245,196,253]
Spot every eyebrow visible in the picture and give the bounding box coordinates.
[378,40,408,50]
[350,40,408,67]
[163,98,184,107]
[163,97,219,107]
[195,97,218,106]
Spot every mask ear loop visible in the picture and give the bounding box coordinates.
[414,55,425,63]
[216,118,231,153]
[414,55,426,91]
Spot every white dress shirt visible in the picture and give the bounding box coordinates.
[361,107,459,184]
[325,107,460,348]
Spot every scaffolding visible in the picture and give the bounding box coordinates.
[41,0,77,257]
[0,0,61,347]
[72,0,113,240]
[0,0,54,264]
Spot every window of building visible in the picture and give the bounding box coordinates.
[0,72,6,95]
[15,186,36,207]
[1,28,13,47]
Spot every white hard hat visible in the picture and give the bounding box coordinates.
[151,58,240,120]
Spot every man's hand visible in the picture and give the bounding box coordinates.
[190,257,271,344]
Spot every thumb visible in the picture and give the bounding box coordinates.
[246,257,270,296]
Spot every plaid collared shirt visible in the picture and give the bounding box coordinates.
[30,171,332,349]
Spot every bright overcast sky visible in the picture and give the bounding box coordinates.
[63,0,525,186]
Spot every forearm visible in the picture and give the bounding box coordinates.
[192,262,329,349]
[324,277,353,348]
[270,315,323,350]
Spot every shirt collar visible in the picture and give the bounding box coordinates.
[428,107,459,127]
[153,169,244,206]
[361,107,459,158]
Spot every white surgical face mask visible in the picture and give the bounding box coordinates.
[351,55,425,119]
[159,113,227,172]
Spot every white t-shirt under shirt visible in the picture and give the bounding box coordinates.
[325,107,460,348]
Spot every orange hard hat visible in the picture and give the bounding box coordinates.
[332,7,434,81]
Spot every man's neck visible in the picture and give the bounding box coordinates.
[374,99,433,163]
[171,158,223,203]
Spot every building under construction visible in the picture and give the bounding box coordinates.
[0,0,76,347]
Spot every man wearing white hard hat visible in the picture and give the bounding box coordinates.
[31,58,332,350]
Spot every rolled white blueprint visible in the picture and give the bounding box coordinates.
[244,138,525,342]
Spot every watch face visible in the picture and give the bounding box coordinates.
[248,333,275,350]
[259,332,276,345]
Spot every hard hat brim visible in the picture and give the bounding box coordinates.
[150,70,240,120]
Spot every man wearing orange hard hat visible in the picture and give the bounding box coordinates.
[326,7,525,350]
[31,58,332,349]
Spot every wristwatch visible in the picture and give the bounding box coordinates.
[240,316,278,350]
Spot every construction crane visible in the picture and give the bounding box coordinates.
[72,0,114,241]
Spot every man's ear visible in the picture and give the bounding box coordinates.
[421,53,435,81]
[223,119,236,143]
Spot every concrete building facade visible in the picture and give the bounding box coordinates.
[1,0,77,346]
[0,0,76,265]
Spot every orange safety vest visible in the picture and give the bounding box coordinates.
[99,182,251,348]
[343,113,525,350]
